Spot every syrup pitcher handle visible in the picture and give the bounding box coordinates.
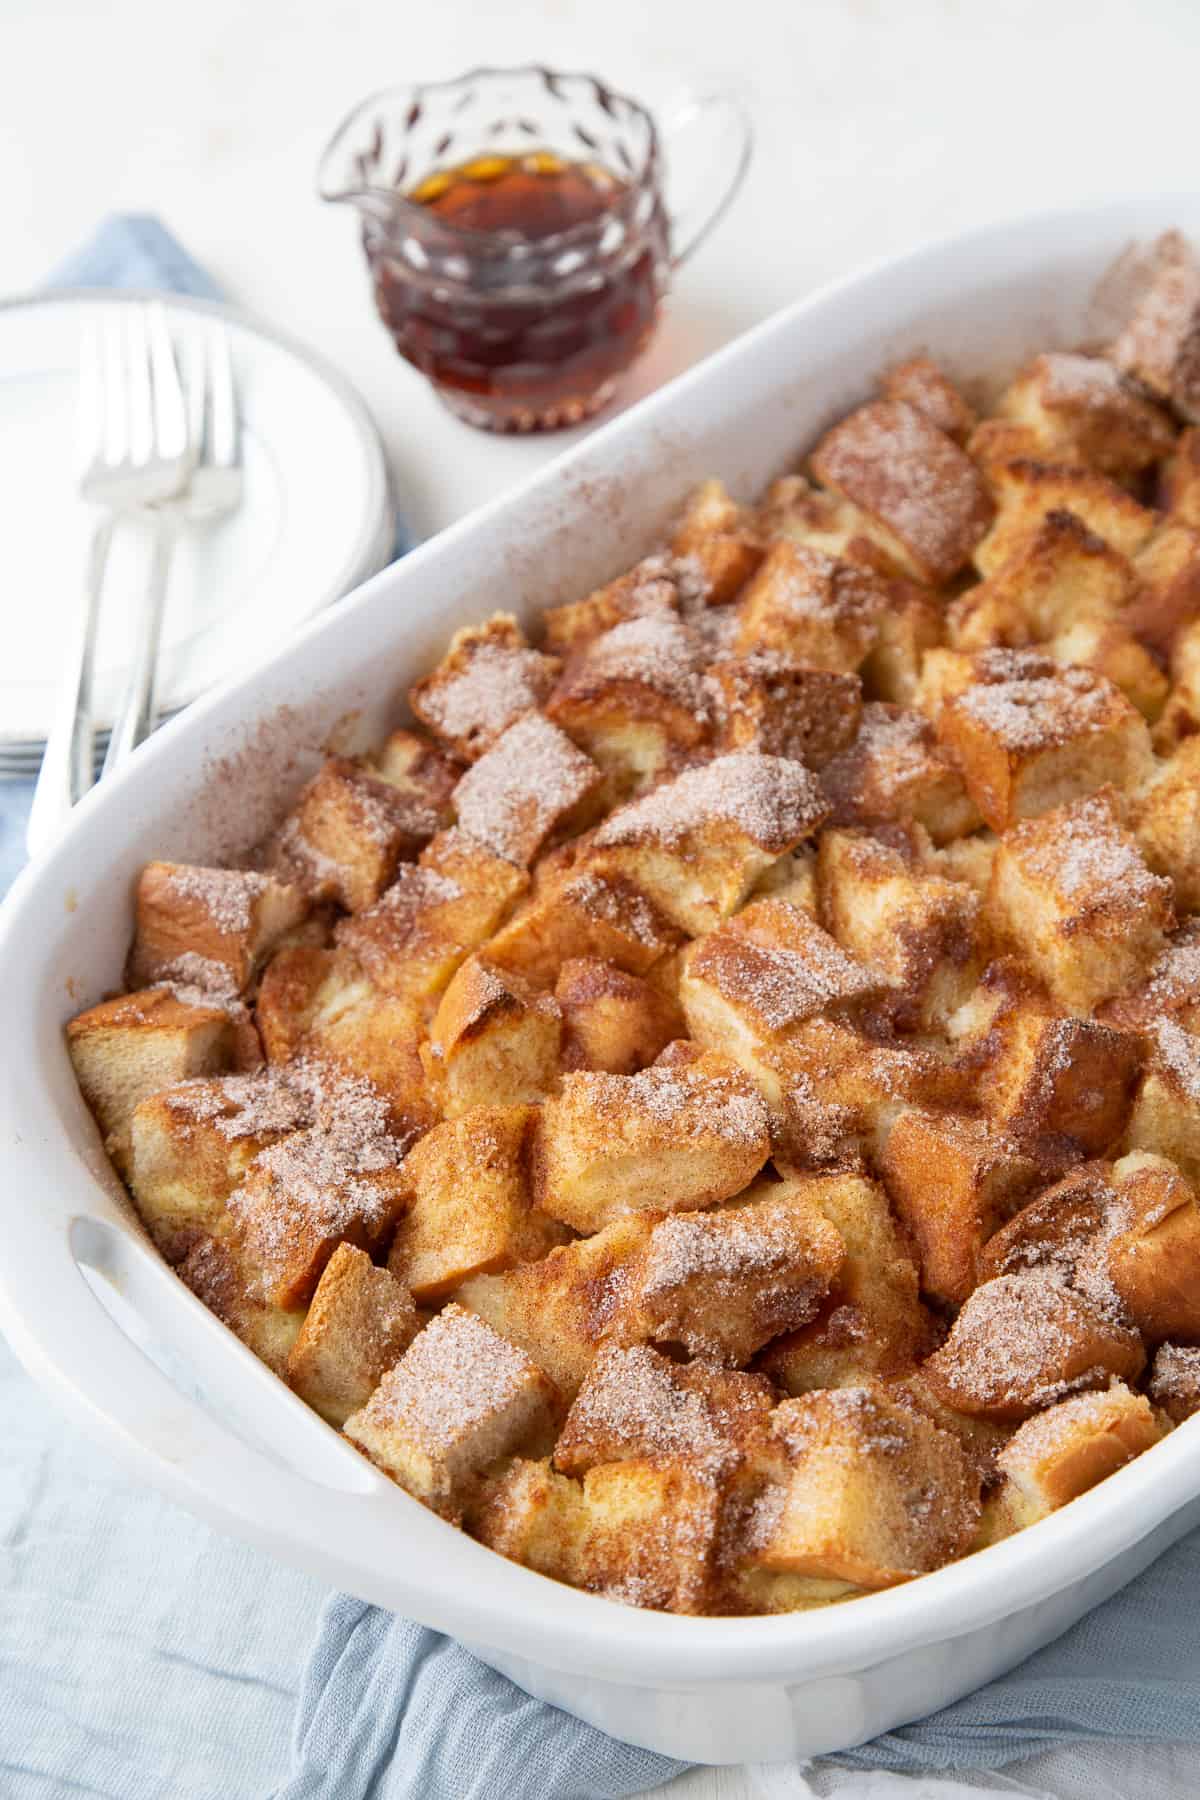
[662,90,754,267]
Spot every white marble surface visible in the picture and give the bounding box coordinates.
[5,1,1200,1794]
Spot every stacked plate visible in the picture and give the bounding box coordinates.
[0,290,394,777]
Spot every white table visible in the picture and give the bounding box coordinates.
[4,2,1199,1794]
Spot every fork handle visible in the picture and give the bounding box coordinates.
[26,515,112,860]
[101,514,177,782]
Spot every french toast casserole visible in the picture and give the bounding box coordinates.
[67,231,1200,1617]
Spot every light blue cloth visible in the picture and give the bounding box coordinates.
[5,215,1200,1800]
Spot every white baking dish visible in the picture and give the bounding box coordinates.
[2,194,1199,1767]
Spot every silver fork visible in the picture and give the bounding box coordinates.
[28,303,192,858]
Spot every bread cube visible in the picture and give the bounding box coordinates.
[370,724,462,817]
[344,1303,560,1519]
[680,897,894,1061]
[753,474,891,569]
[541,554,686,657]
[705,654,862,767]
[387,1106,565,1302]
[458,1214,657,1397]
[1124,1019,1200,1185]
[274,757,438,913]
[555,958,681,1074]
[545,612,709,791]
[408,613,561,762]
[1124,523,1200,662]
[860,579,944,706]
[1101,1151,1200,1341]
[129,862,308,994]
[255,946,433,1139]
[914,645,1058,722]
[928,830,999,895]
[286,1242,420,1425]
[178,1235,306,1375]
[66,986,250,1173]
[750,846,820,916]
[425,956,561,1118]
[880,356,975,444]
[922,1272,1145,1422]
[978,1002,1142,1157]
[759,1170,932,1394]
[1155,618,1200,751]
[975,1161,1115,1288]
[880,1109,1039,1306]
[128,1068,312,1261]
[1133,737,1200,912]
[994,1383,1162,1529]
[821,703,981,844]
[1048,615,1168,721]
[1147,1341,1200,1422]
[578,1456,726,1613]
[553,1341,774,1476]
[749,1385,981,1587]
[947,508,1134,652]
[886,1368,1012,1484]
[590,751,829,936]
[670,477,764,603]
[532,1054,769,1233]
[1100,919,1200,1038]
[1162,428,1200,529]
[937,667,1153,833]
[994,353,1175,479]
[471,1456,588,1583]
[484,863,682,987]
[972,461,1157,580]
[734,542,887,671]
[811,400,993,585]
[334,827,528,1008]
[1108,229,1200,419]
[817,828,983,1031]
[987,792,1173,1014]
[450,712,603,867]
[618,1176,844,1365]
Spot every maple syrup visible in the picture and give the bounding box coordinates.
[370,150,671,431]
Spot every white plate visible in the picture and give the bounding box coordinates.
[0,290,393,746]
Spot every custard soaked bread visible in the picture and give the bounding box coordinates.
[68,232,1200,1616]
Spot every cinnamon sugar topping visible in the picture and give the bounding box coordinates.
[595,752,827,852]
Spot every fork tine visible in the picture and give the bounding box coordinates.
[76,318,104,475]
[101,308,128,466]
[148,301,188,462]
[183,332,208,467]
[125,304,154,467]
[208,323,238,469]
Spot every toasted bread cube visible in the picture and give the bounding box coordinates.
[923,1272,1145,1422]
[928,829,999,894]
[590,752,829,936]
[759,1170,932,1393]
[1108,229,1200,419]
[753,473,895,569]
[1133,737,1200,912]
[541,555,685,657]
[619,1177,844,1365]
[1125,1020,1200,1185]
[128,1068,312,1261]
[335,828,527,1008]
[532,1054,769,1233]
[821,703,980,844]
[975,1161,1116,1288]
[554,1341,773,1476]
[1147,1342,1200,1422]
[886,1368,1012,1483]
[178,1235,306,1375]
[811,400,993,585]
[1124,524,1200,662]
[1049,616,1169,721]
[387,1106,565,1302]
[967,418,1047,470]
[484,863,682,986]
[860,580,944,706]
[274,757,437,913]
[750,846,820,916]
[545,613,709,791]
[817,828,983,1032]
[285,1242,419,1425]
[554,958,681,1074]
[66,987,249,1173]
[1154,618,1200,752]
[425,956,562,1118]
[680,897,893,1060]
[734,542,887,671]
[578,1457,726,1613]
[938,667,1153,833]
[995,353,1175,479]
[255,947,433,1139]
[1162,428,1200,529]
[880,356,975,444]
[1100,920,1200,1038]
[450,713,603,868]
[948,509,1134,653]
[670,477,765,604]
[458,1214,657,1398]
[987,793,1173,1014]
[129,862,309,994]
[705,654,862,767]
[750,1385,981,1586]
[972,460,1156,579]
[471,1455,589,1582]
[408,613,561,762]
[370,726,462,819]
[344,1303,560,1519]
[914,645,1058,722]
[994,1383,1162,1529]
[880,1109,1039,1306]
[978,1003,1142,1157]
[1102,1151,1200,1341]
